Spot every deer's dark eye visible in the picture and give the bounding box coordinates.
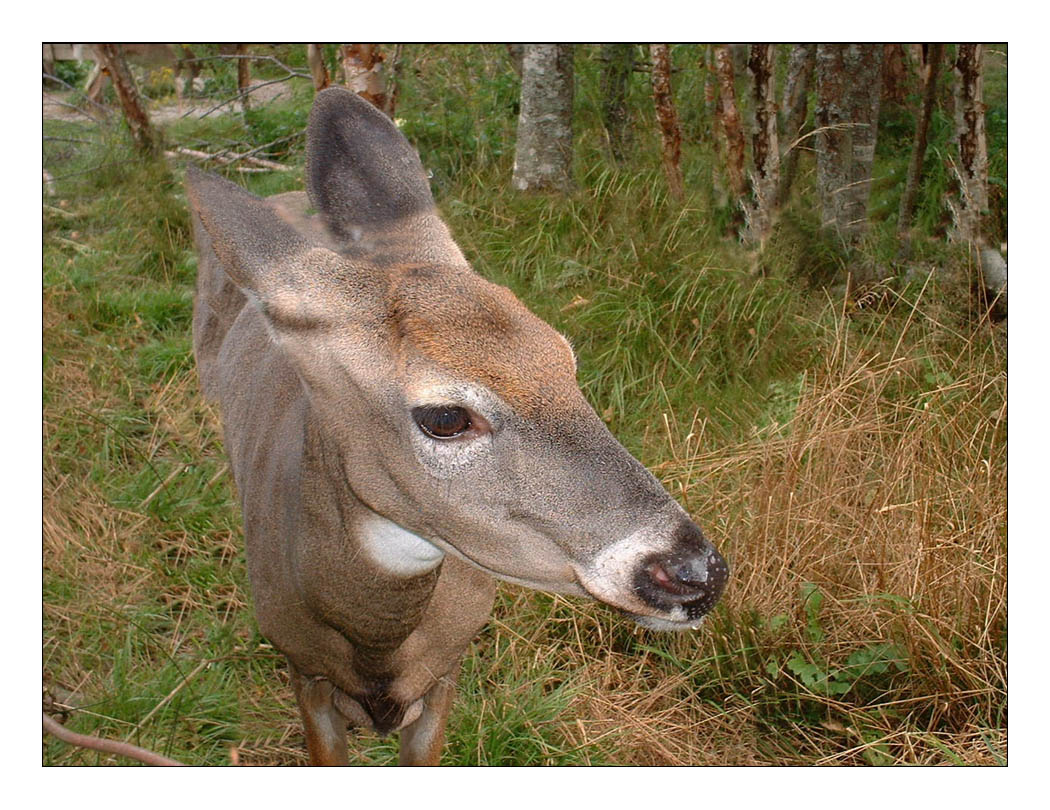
[412,405,472,440]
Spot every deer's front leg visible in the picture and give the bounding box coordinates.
[289,663,350,766]
[398,663,461,766]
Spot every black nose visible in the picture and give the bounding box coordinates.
[636,520,729,620]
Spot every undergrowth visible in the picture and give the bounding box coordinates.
[43,44,1006,766]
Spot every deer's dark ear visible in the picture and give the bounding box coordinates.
[305,87,435,238]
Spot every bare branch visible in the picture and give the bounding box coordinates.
[43,712,185,766]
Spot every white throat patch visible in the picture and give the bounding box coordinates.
[358,513,445,577]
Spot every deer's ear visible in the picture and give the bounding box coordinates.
[306,87,435,238]
[186,166,344,306]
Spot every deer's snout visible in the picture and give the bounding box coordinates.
[635,520,728,622]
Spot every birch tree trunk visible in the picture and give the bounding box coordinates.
[650,44,684,201]
[512,44,574,193]
[745,44,779,245]
[600,43,634,164]
[814,44,883,247]
[897,43,945,255]
[777,43,815,206]
[951,44,988,245]
[94,44,160,156]
[713,45,747,200]
[307,44,331,92]
[341,44,392,116]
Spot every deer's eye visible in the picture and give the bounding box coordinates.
[412,405,472,440]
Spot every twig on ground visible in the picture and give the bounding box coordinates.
[43,712,185,766]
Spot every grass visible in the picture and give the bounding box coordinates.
[42,44,1006,766]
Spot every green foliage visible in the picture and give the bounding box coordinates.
[51,59,91,87]
[243,104,308,151]
[776,584,910,699]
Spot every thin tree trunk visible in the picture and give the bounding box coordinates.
[307,45,331,91]
[341,44,391,114]
[951,44,988,245]
[236,44,251,112]
[702,47,725,202]
[777,43,815,207]
[713,45,747,200]
[897,43,945,256]
[94,44,160,156]
[650,44,684,201]
[600,43,634,164]
[746,44,780,245]
[881,44,910,108]
[512,44,575,193]
[814,44,883,247]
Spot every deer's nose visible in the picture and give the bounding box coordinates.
[636,521,728,619]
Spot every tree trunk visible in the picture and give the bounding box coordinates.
[713,45,747,200]
[94,44,160,156]
[814,44,883,247]
[341,44,391,115]
[600,43,634,164]
[307,44,331,91]
[512,44,575,193]
[236,44,251,112]
[897,43,945,255]
[881,44,910,108]
[650,44,684,201]
[777,43,815,206]
[745,44,780,245]
[951,44,988,245]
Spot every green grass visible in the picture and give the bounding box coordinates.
[43,44,1006,766]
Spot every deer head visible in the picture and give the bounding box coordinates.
[186,88,727,634]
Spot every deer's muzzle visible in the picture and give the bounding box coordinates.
[576,517,728,630]
[633,520,728,623]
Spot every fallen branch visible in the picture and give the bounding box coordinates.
[167,145,293,172]
[43,712,185,766]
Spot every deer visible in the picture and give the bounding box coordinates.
[186,87,728,766]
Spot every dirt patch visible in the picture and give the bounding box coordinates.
[43,78,303,124]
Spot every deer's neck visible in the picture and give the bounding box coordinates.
[295,411,442,679]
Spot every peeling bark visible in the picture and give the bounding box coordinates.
[94,44,160,156]
[512,45,575,193]
[341,44,392,116]
[815,44,883,246]
[777,44,815,206]
[745,44,780,245]
[600,43,634,164]
[951,44,988,245]
[897,43,945,255]
[650,44,684,201]
[307,44,331,92]
[713,45,747,200]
